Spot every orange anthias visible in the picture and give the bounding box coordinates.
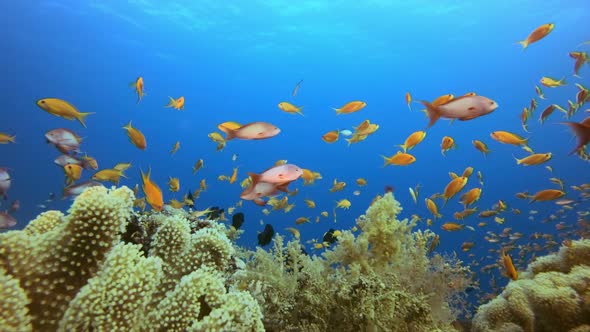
[141,168,163,211]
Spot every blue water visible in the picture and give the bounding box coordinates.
[2,0,590,310]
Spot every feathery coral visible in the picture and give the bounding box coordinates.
[234,192,472,331]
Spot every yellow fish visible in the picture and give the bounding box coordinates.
[168,177,180,192]
[540,76,566,88]
[278,102,304,116]
[333,101,367,115]
[36,98,93,127]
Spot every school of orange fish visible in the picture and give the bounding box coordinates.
[1,23,590,305]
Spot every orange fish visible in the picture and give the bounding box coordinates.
[141,168,163,211]
[333,101,367,115]
[405,92,412,110]
[501,249,518,280]
[472,140,490,156]
[381,151,416,166]
[441,136,456,156]
[165,96,185,110]
[442,176,468,206]
[129,76,145,103]
[517,23,554,50]
[441,222,464,231]
[530,189,565,203]
[0,133,16,144]
[123,121,147,150]
[398,131,426,152]
[322,130,339,143]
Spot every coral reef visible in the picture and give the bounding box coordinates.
[472,239,590,332]
[0,186,263,332]
[233,193,473,332]
[0,187,474,332]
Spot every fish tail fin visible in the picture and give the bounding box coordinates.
[333,107,342,115]
[224,129,236,141]
[380,155,391,167]
[418,100,441,128]
[165,96,175,108]
[517,40,528,50]
[247,172,261,186]
[76,112,94,128]
[8,135,15,143]
[396,144,407,153]
[513,154,522,165]
[123,121,132,130]
[297,106,304,116]
[561,121,590,155]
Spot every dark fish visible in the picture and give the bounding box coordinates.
[258,224,274,246]
[322,228,338,245]
[185,190,195,208]
[205,206,224,220]
[232,212,244,229]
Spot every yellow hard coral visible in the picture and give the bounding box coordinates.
[0,186,134,331]
[150,267,226,331]
[58,243,163,331]
[23,210,64,236]
[0,268,32,332]
[473,239,590,332]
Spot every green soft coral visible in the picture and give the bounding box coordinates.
[235,193,472,332]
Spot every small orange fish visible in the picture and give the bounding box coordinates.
[442,176,468,206]
[141,168,163,211]
[472,140,490,156]
[517,23,554,50]
[441,136,456,156]
[123,121,147,150]
[405,92,412,110]
[530,189,565,203]
[229,167,239,184]
[381,151,416,166]
[0,133,16,144]
[322,130,340,143]
[170,141,180,155]
[441,222,464,231]
[165,96,185,110]
[398,131,426,152]
[333,101,367,115]
[501,249,518,280]
[129,76,145,103]
[490,131,528,146]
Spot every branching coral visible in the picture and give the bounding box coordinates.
[234,193,472,332]
[472,239,590,332]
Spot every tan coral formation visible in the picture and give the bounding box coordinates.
[472,239,590,332]
[0,186,263,332]
[233,193,473,332]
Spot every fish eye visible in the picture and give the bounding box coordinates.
[40,100,45,103]
[490,101,494,105]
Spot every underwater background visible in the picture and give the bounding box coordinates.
[2,0,590,317]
